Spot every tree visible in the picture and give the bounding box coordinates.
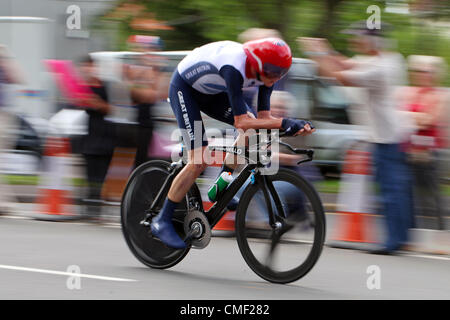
[314,0,344,38]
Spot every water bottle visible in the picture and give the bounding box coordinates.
[207,171,233,202]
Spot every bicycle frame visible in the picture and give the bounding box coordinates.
[204,158,290,228]
[146,156,259,229]
[146,131,314,231]
[205,162,255,227]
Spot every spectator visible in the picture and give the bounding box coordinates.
[298,22,413,254]
[0,45,24,215]
[77,55,116,221]
[399,55,448,230]
[123,36,169,168]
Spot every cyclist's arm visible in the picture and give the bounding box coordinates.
[234,114,314,136]
[219,66,251,117]
[234,113,283,131]
[257,84,273,112]
[219,66,283,131]
[257,110,278,120]
[257,85,280,120]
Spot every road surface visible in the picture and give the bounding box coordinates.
[0,216,448,300]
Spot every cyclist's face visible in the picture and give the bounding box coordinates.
[259,74,280,87]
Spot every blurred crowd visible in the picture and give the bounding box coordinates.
[0,45,24,213]
[299,22,448,253]
[0,22,448,254]
[76,36,169,219]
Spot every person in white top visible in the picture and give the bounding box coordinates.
[299,22,413,255]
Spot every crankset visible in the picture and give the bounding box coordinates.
[183,210,211,249]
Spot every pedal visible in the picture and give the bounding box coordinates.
[140,220,151,227]
[140,213,153,227]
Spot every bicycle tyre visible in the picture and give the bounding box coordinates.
[235,168,326,284]
[121,160,199,269]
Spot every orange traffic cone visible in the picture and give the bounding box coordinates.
[331,146,376,247]
[201,200,236,234]
[35,137,77,221]
[334,210,372,243]
[213,211,236,231]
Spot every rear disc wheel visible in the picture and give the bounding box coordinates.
[121,160,198,269]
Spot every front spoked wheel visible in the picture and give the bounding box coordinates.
[121,160,199,269]
[235,168,326,284]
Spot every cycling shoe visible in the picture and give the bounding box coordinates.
[151,215,186,249]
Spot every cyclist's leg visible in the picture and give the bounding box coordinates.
[225,108,256,172]
[200,95,256,172]
[151,72,209,249]
[167,73,210,202]
[168,147,208,202]
[199,95,255,209]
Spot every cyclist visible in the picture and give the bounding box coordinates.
[151,38,315,248]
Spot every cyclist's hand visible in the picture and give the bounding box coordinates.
[282,118,315,136]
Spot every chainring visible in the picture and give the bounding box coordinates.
[184,210,211,249]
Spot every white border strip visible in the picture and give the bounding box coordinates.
[0,264,138,282]
[403,254,450,261]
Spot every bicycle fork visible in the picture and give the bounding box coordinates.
[254,173,287,229]
[253,172,295,267]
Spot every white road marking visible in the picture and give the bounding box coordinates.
[0,264,138,282]
[0,215,28,220]
[102,223,121,228]
[1,215,121,227]
[403,254,450,261]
